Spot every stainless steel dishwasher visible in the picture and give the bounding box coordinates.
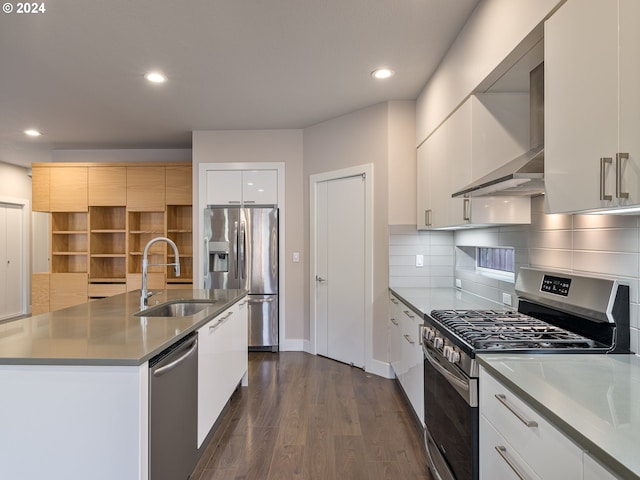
[149,332,198,480]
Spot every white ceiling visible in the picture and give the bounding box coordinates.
[0,0,480,167]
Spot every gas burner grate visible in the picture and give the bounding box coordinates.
[430,309,597,350]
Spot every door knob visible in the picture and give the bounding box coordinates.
[315,275,326,283]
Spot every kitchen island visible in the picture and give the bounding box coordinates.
[0,289,247,480]
[478,354,640,480]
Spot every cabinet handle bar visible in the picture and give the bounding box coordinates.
[600,157,613,201]
[495,446,530,480]
[495,394,538,428]
[616,153,629,199]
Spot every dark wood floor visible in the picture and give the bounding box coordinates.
[192,351,432,480]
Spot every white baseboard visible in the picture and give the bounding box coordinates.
[278,339,305,351]
[366,358,394,379]
[274,340,394,380]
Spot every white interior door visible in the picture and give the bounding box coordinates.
[0,203,24,320]
[315,174,365,368]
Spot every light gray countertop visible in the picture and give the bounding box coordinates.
[478,354,640,480]
[0,289,247,367]
[389,287,505,317]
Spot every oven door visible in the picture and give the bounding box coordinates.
[423,342,478,480]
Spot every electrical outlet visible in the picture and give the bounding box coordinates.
[455,278,462,289]
[415,254,424,267]
[292,252,300,263]
[502,293,512,306]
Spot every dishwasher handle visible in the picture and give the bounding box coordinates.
[152,336,198,378]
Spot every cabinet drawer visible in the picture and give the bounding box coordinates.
[88,283,126,298]
[480,416,541,480]
[480,368,582,480]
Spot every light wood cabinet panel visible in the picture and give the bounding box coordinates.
[126,273,165,292]
[50,273,88,311]
[89,167,126,206]
[126,167,165,211]
[50,167,88,212]
[88,283,126,298]
[31,166,50,212]
[166,166,192,205]
[31,273,50,315]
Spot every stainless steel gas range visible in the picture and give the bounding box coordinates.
[422,267,630,480]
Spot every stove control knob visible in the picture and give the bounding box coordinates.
[448,349,461,364]
[433,337,444,349]
[443,345,452,358]
[424,327,435,341]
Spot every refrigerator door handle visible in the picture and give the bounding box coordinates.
[234,221,239,280]
[248,297,275,304]
[203,236,209,284]
[240,221,247,280]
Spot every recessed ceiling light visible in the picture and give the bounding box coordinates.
[371,68,395,80]
[144,71,167,84]
[24,129,41,137]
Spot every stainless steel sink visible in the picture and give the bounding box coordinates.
[135,300,217,317]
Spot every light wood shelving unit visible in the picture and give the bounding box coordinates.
[167,205,193,288]
[89,206,127,299]
[31,162,193,312]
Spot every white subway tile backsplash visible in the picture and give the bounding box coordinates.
[573,229,638,253]
[528,230,573,249]
[431,245,455,256]
[529,248,573,271]
[388,209,640,353]
[531,212,573,231]
[573,251,639,278]
[573,214,638,230]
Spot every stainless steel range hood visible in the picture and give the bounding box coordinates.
[453,62,544,198]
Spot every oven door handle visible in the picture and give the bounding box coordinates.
[423,345,469,393]
[422,342,478,407]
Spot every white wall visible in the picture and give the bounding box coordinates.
[303,103,390,363]
[191,130,305,347]
[388,101,417,225]
[416,0,562,144]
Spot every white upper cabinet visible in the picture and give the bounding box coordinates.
[242,170,278,205]
[417,95,531,229]
[206,170,242,205]
[545,0,640,213]
[206,170,278,206]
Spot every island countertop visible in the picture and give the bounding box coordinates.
[0,289,247,366]
[478,353,640,480]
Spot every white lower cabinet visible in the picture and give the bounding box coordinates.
[388,292,424,427]
[480,367,583,480]
[389,295,403,379]
[480,416,541,480]
[197,298,249,447]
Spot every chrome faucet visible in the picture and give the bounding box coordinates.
[140,237,180,309]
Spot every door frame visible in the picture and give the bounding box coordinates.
[309,164,373,372]
[0,197,29,319]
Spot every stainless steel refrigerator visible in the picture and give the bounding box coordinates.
[204,207,279,351]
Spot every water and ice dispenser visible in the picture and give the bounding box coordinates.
[208,241,229,272]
